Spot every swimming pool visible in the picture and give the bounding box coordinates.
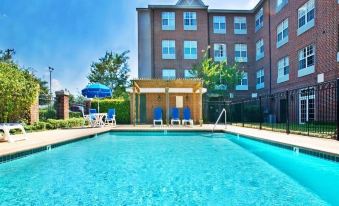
[0,132,338,205]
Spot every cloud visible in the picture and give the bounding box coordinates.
[52,79,63,92]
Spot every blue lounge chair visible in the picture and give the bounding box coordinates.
[182,107,194,126]
[105,109,116,127]
[88,109,97,127]
[171,107,181,126]
[153,107,163,126]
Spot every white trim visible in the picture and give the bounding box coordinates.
[297,19,314,36]
[298,65,315,77]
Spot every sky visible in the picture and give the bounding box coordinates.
[0,0,259,95]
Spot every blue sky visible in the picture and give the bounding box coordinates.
[0,0,259,94]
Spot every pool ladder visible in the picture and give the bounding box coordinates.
[212,108,227,133]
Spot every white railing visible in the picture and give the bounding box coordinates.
[212,108,227,132]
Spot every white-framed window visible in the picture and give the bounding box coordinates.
[256,39,264,61]
[297,0,315,36]
[235,44,247,62]
[184,41,197,59]
[213,16,226,34]
[183,12,197,30]
[298,44,315,77]
[256,69,265,90]
[276,0,288,13]
[162,40,176,59]
[255,8,264,32]
[162,69,176,79]
[277,56,289,83]
[277,18,289,48]
[184,69,196,78]
[299,88,315,124]
[234,17,247,34]
[214,44,227,62]
[236,72,248,91]
[162,12,175,30]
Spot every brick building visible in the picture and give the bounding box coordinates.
[137,0,338,91]
[137,0,339,123]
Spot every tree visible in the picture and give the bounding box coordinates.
[0,49,15,63]
[0,62,40,122]
[87,51,130,98]
[37,78,51,105]
[191,48,243,99]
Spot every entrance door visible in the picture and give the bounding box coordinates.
[299,88,315,124]
[136,94,147,124]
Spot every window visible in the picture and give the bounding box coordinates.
[277,56,289,83]
[162,40,176,59]
[162,69,176,79]
[256,39,264,60]
[256,69,265,89]
[213,16,226,34]
[183,12,197,30]
[234,17,247,34]
[184,41,197,59]
[299,88,315,124]
[255,8,264,31]
[162,12,175,30]
[276,0,288,13]
[297,0,315,36]
[214,44,227,62]
[277,19,289,48]
[298,45,315,77]
[235,44,247,62]
[184,69,196,78]
[236,72,248,91]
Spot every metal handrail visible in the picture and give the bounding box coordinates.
[212,108,227,132]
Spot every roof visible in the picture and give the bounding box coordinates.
[128,79,206,94]
[137,0,265,13]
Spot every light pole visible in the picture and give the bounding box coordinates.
[48,67,55,107]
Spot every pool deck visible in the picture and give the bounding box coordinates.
[1,125,339,158]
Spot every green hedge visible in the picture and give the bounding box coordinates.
[91,99,130,124]
[39,109,57,121]
[69,111,82,118]
[24,118,87,132]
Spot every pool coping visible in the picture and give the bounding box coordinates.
[0,126,339,164]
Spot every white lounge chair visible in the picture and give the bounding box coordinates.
[0,123,27,143]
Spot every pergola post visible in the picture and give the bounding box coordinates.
[132,86,136,126]
[138,93,141,124]
[165,87,169,126]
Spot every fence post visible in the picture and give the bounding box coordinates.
[259,96,262,129]
[241,101,244,127]
[336,79,339,140]
[286,90,290,134]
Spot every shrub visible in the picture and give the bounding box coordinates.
[91,99,130,124]
[46,118,85,129]
[0,62,39,123]
[69,111,82,118]
[39,109,57,121]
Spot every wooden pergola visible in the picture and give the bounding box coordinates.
[129,79,205,126]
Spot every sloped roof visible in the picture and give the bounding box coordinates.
[176,0,206,7]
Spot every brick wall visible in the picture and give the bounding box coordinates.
[141,0,339,99]
[55,90,70,120]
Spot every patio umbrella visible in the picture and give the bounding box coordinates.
[82,83,112,113]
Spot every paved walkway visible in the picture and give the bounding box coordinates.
[1,125,339,157]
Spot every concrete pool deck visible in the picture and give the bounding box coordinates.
[1,125,339,158]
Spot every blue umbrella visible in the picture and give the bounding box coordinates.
[82,83,112,113]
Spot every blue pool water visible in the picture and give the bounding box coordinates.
[0,132,339,205]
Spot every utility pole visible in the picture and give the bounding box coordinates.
[48,67,55,107]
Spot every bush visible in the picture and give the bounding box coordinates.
[24,118,86,132]
[91,99,130,124]
[46,118,85,129]
[69,111,82,118]
[0,62,39,122]
[39,109,57,121]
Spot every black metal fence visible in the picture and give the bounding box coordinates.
[204,79,338,140]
